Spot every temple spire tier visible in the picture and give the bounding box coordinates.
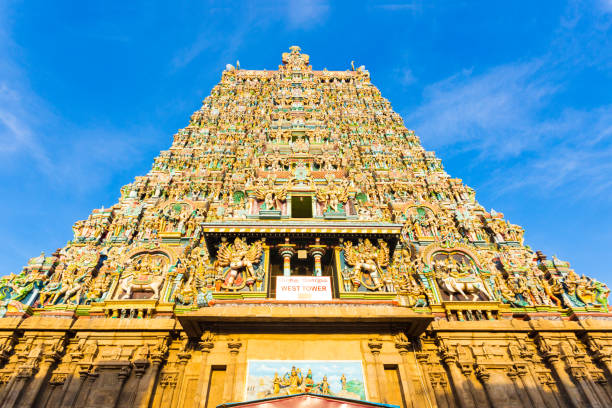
[2,45,607,320]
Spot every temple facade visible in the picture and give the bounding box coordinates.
[0,46,611,408]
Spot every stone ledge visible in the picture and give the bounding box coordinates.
[19,316,75,331]
[427,317,612,334]
[0,317,26,330]
[578,318,612,331]
[428,319,532,332]
[528,319,583,332]
[70,317,176,332]
[178,303,433,337]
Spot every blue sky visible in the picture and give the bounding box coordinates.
[0,1,611,281]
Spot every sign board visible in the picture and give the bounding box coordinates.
[276,276,332,301]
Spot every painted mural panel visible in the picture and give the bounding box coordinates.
[245,360,367,401]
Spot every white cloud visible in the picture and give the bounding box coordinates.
[170,1,329,70]
[400,68,416,85]
[599,0,612,13]
[0,5,52,170]
[408,58,612,198]
[494,106,612,196]
[0,5,161,192]
[376,2,422,12]
[286,0,329,29]
[404,2,612,200]
[171,33,214,69]
[408,60,556,157]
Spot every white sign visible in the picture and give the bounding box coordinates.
[276,276,332,301]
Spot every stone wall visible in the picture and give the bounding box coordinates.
[0,316,610,407]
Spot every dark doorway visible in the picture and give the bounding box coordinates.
[291,195,312,218]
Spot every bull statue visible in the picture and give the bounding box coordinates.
[434,257,494,301]
[118,254,167,300]
[119,274,165,300]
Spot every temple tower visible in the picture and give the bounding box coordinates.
[0,47,611,408]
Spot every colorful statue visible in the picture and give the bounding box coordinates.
[254,179,287,212]
[433,255,494,301]
[117,254,168,300]
[215,238,263,290]
[343,239,390,291]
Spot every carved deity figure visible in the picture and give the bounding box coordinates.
[433,254,493,301]
[316,184,348,214]
[254,179,287,212]
[343,239,390,291]
[215,238,263,290]
[117,254,168,300]
[40,246,98,305]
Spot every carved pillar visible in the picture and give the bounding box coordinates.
[73,365,98,407]
[84,361,131,407]
[59,348,90,408]
[4,338,64,408]
[509,363,545,407]
[308,241,326,277]
[429,372,451,408]
[126,359,149,406]
[279,241,295,277]
[59,347,84,408]
[584,337,612,405]
[155,370,178,407]
[0,334,16,398]
[440,348,474,408]
[171,348,192,407]
[17,349,61,408]
[590,371,612,406]
[541,350,585,407]
[134,339,168,408]
[0,336,16,369]
[196,332,214,408]
[41,372,69,408]
[565,363,604,408]
[594,351,612,380]
[1,341,39,408]
[394,341,416,408]
[0,336,22,407]
[223,340,242,402]
[2,366,36,408]
[475,366,505,408]
[368,339,387,404]
[392,335,433,408]
[413,351,439,408]
[516,353,549,408]
[0,374,19,407]
[505,366,533,408]
[462,363,489,408]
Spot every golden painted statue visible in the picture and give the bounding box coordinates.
[216,238,263,290]
[343,239,390,291]
[254,179,287,212]
[117,254,167,300]
[316,184,348,213]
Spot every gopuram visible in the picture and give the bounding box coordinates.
[0,46,611,408]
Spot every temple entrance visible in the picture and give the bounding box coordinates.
[291,195,312,218]
[217,393,395,408]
